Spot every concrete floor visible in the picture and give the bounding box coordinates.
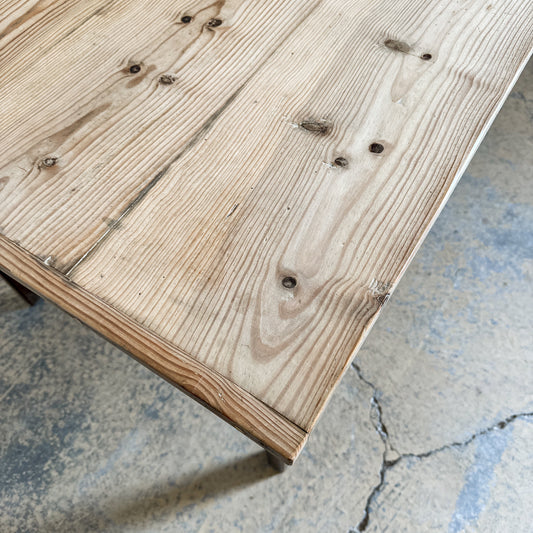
[1,60,532,533]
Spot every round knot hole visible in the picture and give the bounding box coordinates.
[369,143,384,154]
[282,276,297,289]
[41,157,58,168]
[334,157,349,168]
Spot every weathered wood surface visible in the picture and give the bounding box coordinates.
[0,236,307,463]
[1,0,532,460]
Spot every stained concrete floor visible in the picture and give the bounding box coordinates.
[1,60,532,533]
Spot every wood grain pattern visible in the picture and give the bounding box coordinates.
[1,0,532,458]
[0,0,324,269]
[0,235,307,464]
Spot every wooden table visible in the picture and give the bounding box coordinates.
[1,1,531,468]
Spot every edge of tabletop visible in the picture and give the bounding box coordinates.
[0,234,307,464]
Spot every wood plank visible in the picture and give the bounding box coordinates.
[70,0,532,429]
[0,0,531,457]
[0,0,324,270]
[0,235,307,464]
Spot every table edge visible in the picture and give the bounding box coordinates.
[0,234,307,464]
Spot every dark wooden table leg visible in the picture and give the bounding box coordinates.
[266,451,288,473]
[0,272,40,306]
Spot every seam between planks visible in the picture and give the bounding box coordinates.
[63,1,324,277]
[64,81,248,276]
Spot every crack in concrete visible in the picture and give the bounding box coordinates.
[353,363,400,464]
[401,410,533,460]
[351,361,533,532]
[352,363,400,532]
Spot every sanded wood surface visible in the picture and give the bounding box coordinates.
[1,0,532,460]
[0,235,307,463]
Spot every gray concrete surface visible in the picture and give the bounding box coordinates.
[1,60,532,533]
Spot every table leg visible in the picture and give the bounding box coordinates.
[0,272,40,306]
[266,451,288,473]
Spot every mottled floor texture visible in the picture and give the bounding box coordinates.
[1,60,532,533]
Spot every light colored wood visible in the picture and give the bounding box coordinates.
[0,235,306,464]
[0,1,531,459]
[0,0,325,269]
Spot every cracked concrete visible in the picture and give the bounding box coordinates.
[353,361,532,532]
[354,415,533,533]
[1,60,532,533]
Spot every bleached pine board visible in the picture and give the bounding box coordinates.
[1,0,532,460]
[0,235,307,463]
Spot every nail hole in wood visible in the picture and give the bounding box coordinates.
[208,18,222,27]
[299,120,331,136]
[159,74,176,85]
[421,53,432,61]
[282,276,297,289]
[41,157,58,168]
[384,39,411,54]
[334,157,349,168]
[369,143,384,154]
[129,64,141,74]
[181,15,192,23]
